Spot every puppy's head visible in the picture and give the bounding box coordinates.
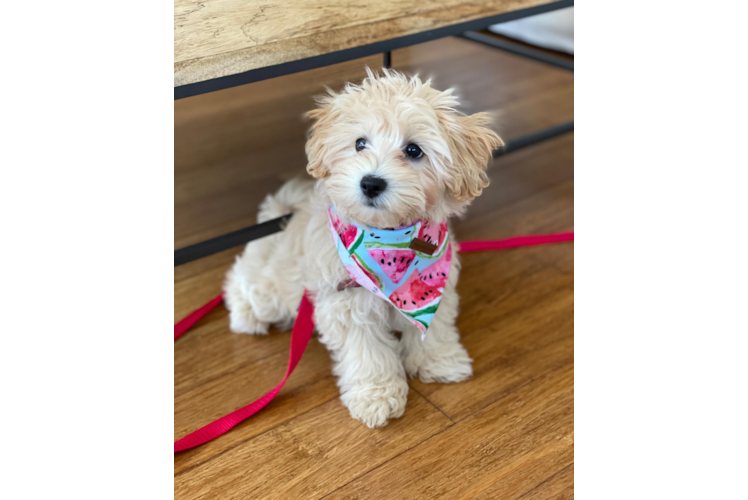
[305,69,503,228]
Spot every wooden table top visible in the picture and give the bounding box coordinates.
[175,0,560,87]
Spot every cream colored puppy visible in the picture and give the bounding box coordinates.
[224,69,502,428]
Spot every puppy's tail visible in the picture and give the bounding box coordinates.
[257,177,315,223]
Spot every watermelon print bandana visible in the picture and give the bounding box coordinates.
[327,207,452,338]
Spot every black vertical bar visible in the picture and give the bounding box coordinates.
[383,51,392,69]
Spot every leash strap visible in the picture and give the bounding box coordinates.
[174,293,225,340]
[174,231,573,452]
[174,292,315,452]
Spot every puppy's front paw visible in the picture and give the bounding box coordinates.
[407,343,473,384]
[341,381,408,428]
[228,303,270,335]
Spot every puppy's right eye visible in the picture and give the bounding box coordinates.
[355,138,367,152]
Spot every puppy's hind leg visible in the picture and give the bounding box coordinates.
[224,238,274,335]
[224,178,313,335]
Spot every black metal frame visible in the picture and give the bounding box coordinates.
[175,214,292,266]
[174,1,573,265]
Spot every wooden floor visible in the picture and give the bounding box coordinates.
[174,39,748,499]
[175,36,573,499]
[174,137,574,499]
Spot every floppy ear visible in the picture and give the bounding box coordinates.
[304,97,335,179]
[443,112,503,202]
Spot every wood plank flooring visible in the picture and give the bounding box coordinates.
[174,129,573,498]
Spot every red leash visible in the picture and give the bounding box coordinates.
[174,293,315,452]
[174,293,224,340]
[174,231,573,452]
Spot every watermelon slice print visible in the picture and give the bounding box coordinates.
[352,254,382,289]
[389,272,442,311]
[329,208,361,250]
[340,226,360,250]
[329,208,343,231]
[416,221,447,248]
[367,248,415,284]
[418,245,452,288]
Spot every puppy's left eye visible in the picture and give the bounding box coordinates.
[405,143,423,159]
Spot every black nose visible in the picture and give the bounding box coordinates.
[360,175,388,198]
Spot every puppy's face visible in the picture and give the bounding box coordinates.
[306,70,503,228]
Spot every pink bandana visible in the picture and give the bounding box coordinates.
[327,207,451,337]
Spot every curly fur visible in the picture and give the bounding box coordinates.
[224,70,501,427]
